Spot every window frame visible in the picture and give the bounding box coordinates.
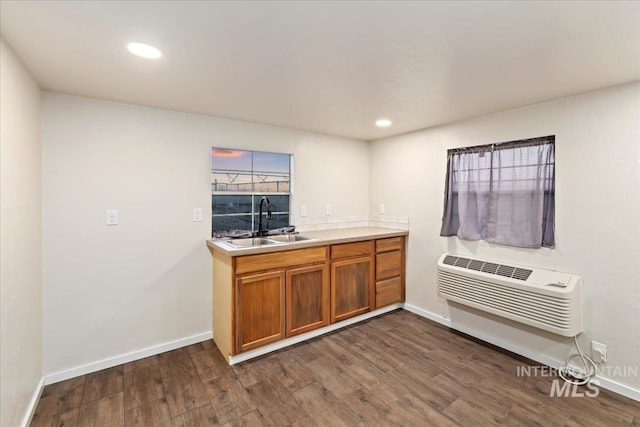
[440,135,555,248]
[211,148,292,235]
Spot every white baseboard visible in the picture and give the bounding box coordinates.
[41,305,405,383]
[43,305,402,384]
[229,303,404,365]
[38,303,639,403]
[403,303,453,327]
[594,375,640,403]
[44,331,213,385]
[20,376,44,427]
[403,303,640,402]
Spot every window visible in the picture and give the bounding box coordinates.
[440,136,555,248]
[211,148,291,235]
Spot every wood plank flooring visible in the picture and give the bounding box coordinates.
[30,310,640,426]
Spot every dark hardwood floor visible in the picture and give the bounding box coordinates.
[30,310,640,426]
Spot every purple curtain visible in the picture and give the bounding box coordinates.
[440,136,555,248]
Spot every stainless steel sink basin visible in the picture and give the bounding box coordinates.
[219,233,315,248]
[267,234,313,243]
[226,237,277,247]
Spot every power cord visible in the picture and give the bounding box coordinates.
[558,334,598,385]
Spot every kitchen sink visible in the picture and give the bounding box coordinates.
[226,237,277,248]
[221,234,315,248]
[267,234,314,243]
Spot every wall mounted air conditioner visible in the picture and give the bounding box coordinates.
[437,253,582,337]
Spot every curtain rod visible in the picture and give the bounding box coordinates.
[448,135,555,154]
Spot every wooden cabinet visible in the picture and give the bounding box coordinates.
[211,233,405,361]
[375,236,405,308]
[235,271,285,353]
[286,264,329,337]
[330,241,375,323]
[212,247,329,357]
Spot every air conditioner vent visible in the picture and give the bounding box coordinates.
[437,253,582,337]
[455,257,471,268]
[443,255,457,266]
[497,265,516,278]
[481,262,500,274]
[513,268,533,281]
[438,255,534,281]
[468,260,484,271]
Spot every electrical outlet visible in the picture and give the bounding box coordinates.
[379,203,385,215]
[326,204,332,216]
[592,341,607,363]
[106,209,118,226]
[193,208,202,222]
[300,205,307,217]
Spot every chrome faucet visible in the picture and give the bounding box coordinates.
[258,196,272,236]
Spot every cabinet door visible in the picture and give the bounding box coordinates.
[235,271,285,353]
[331,256,374,323]
[285,264,329,337]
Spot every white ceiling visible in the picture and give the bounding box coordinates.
[1,1,639,141]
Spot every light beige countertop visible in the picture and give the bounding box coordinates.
[207,227,408,257]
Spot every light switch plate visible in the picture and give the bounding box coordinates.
[193,208,202,222]
[379,203,385,215]
[106,209,118,225]
[325,204,332,216]
[300,205,307,217]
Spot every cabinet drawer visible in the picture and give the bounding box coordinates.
[330,240,374,260]
[376,237,403,253]
[235,247,327,275]
[376,251,402,280]
[376,276,403,308]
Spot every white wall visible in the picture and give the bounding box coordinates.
[0,39,43,426]
[41,93,370,375]
[370,82,640,391]
[27,65,640,398]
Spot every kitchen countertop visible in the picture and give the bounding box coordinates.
[207,227,408,256]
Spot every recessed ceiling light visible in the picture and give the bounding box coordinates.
[375,119,392,127]
[127,42,163,59]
